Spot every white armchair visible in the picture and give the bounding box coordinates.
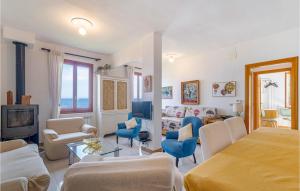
[199,121,232,161]
[224,117,247,143]
[43,117,98,160]
[61,153,183,191]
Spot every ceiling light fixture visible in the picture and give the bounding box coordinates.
[71,17,93,36]
[166,53,178,63]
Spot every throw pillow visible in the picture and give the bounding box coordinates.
[125,118,138,129]
[178,123,193,141]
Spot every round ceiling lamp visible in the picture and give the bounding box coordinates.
[71,17,93,36]
[166,53,178,63]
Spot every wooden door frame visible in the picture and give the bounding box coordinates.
[245,57,298,132]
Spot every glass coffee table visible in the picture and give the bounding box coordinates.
[67,139,122,165]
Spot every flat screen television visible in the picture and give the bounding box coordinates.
[132,101,152,120]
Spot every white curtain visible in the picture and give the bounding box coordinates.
[48,50,63,118]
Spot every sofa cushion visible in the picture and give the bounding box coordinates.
[185,107,204,118]
[162,117,183,132]
[165,106,186,118]
[46,117,84,134]
[53,132,92,144]
[0,145,50,186]
[185,107,217,118]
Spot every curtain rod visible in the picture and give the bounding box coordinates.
[41,48,101,61]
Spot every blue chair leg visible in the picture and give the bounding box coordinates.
[130,138,133,147]
[193,153,197,164]
[116,136,118,144]
[176,158,179,167]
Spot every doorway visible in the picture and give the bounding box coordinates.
[245,57,298,132]
[255,70,291,129]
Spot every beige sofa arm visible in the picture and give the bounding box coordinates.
[81,124,97,136]
[43,129,59,140]
[0,139,27,153]
[1,177,28,191]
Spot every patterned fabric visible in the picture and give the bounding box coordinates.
[162,106,217,133]
[185,107,217,119]
[165,106,186,118]
[162,117,182,132]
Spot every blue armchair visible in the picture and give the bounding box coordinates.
[116,113,142,147]
[161,116,202,167]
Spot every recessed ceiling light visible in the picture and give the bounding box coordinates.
[71,17,93,36]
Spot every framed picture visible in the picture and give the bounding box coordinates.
[181,80,200,105]
[212,81,236,97]
[162,86,173,99]
[143,75,152,93]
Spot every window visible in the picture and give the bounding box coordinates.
[133,72,142,100]
[60,59,93,113]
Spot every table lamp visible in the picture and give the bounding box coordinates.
[232,102,243,116]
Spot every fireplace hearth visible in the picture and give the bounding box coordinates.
[1,105,39,144]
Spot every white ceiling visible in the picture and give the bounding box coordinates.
[1,0,299,54]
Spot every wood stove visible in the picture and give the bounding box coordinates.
[1,41,39,144]
[1,105,39,144]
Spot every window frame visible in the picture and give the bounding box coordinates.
[133,72,142,100]
[60,59,93,114]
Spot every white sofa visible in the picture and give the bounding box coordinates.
[43,117,98,160]
[0,139,50,191]
[61,153,183,191]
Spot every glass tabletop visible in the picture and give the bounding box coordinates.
[67,139,122,160]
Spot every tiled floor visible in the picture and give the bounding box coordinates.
[42,135,203,191]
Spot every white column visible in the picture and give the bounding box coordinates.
[142,32,162,150]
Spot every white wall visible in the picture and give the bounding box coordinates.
[1,38,112,142]
[162,28,299,115]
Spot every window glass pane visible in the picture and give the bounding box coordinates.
[61,64,74,108]
[77,66,90,108]
[133,75,138,99]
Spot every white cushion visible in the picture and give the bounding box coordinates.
[1,145,49,182]
[199,121,232,161]
[224,117,247,143]
[62,153,183,191]
[46,117,84,134]
[125,118,137,129]
[178,123,193,141]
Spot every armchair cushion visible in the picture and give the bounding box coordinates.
[46,117,84,134]
[53,132,92,144]
[0,139,27,153]
[116,129,135,138]
[125,118,137,129]
[178,123,193,141]
[43,129,58,139]
[81,124,97,135]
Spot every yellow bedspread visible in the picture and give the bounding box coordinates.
[184,128,299,191]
